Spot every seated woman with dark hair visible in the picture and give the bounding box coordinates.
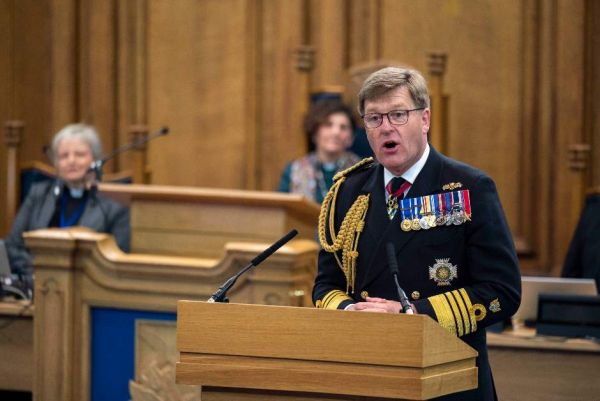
[5,123,130,284]
[278,100,361,204]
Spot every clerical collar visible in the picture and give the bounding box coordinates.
[383,143,430,197]
[69,187,85,199]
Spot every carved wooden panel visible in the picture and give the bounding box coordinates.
[256,0,308,191]
[146,0,255,189]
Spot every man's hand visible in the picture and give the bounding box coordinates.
[348,297,401,313]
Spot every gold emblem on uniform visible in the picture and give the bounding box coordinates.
[489,298,501,313]
[442,182,463,191]
[360,290,369,300]
[428,258,458,286]
[411,291,420,300]
[471,303,487,321]
[315,300,323,308]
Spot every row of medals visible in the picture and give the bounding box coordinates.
[395,201,471,232]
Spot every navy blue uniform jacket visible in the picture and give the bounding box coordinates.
[313,147,521,401]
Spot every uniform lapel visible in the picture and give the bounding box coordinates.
[358,146,444,291]
[359,164,390,243]
[355,164,395,287]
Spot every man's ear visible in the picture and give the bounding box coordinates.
[421,108,431,135]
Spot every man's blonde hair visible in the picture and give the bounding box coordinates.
[357,66,430,115]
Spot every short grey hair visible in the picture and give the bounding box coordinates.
[357,66,430,116]
[51,123,103,164]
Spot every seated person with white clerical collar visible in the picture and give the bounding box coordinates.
[4,123,130,291]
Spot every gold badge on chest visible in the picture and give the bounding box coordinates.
[428,258,458,286]
[442,182,463,191]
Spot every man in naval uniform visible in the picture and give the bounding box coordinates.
[313,66,521,401]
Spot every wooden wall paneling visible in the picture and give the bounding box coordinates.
[79,0,118,172]
[427,53,449,154]
[309,0,348,91]
[49,0,78,134]
[530,0,556,274]
[0,0,14,236]
[13,0,53,164]
[517,0,541,269]
[348,0,381,66]
[2,0,62,235]
[243,0,259,189]
[116,0,148,175]
[378,0,522,241]
[585,0,600,188]
[258,0,309,191]
[550,0,586,275]
[504,0,589,275]
[146,0,255,189]
[4,121,24,235]
[1,0,78,236]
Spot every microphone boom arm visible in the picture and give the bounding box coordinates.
[90,126,169,181]
[207,229,298,303]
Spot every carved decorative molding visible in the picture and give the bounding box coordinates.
[130,125,149,150]
[4,120,25,147]
[39,277,63,297]
[294,45,316,72]
[427,53,448,76]
[130,321,199,401]
[567,143,591,171]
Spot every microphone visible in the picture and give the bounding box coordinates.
[89,126,170,181]
[386,242,414,314]
[207,229,298,303]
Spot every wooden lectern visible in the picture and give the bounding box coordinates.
[176,302,478,401]
[98,183,320,259]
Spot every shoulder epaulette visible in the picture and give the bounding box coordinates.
[333,157,374,182]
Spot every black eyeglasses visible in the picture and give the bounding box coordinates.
[361,108,425,128]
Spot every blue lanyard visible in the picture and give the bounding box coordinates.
[59,192,89,228]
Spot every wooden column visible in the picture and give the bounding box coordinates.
[30,231,78,401]
[129,125,149,184]
[585,0,600,188]
[348,0,381,65]
[117,0,148,177]
[4,120,24,233]
[309,0,347,92]
[427,53,448,154]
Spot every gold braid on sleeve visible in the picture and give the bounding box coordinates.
[318,169,371,294]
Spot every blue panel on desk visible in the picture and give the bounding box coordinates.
[91,308,176,401]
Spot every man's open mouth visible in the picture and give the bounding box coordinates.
[383,140,398,149]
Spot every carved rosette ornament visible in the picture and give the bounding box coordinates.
[4,120,24,147]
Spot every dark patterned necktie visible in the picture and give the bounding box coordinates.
[386,177,407,220]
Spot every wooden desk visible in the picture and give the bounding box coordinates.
[488,327,600,401]
[0,300,33,392]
